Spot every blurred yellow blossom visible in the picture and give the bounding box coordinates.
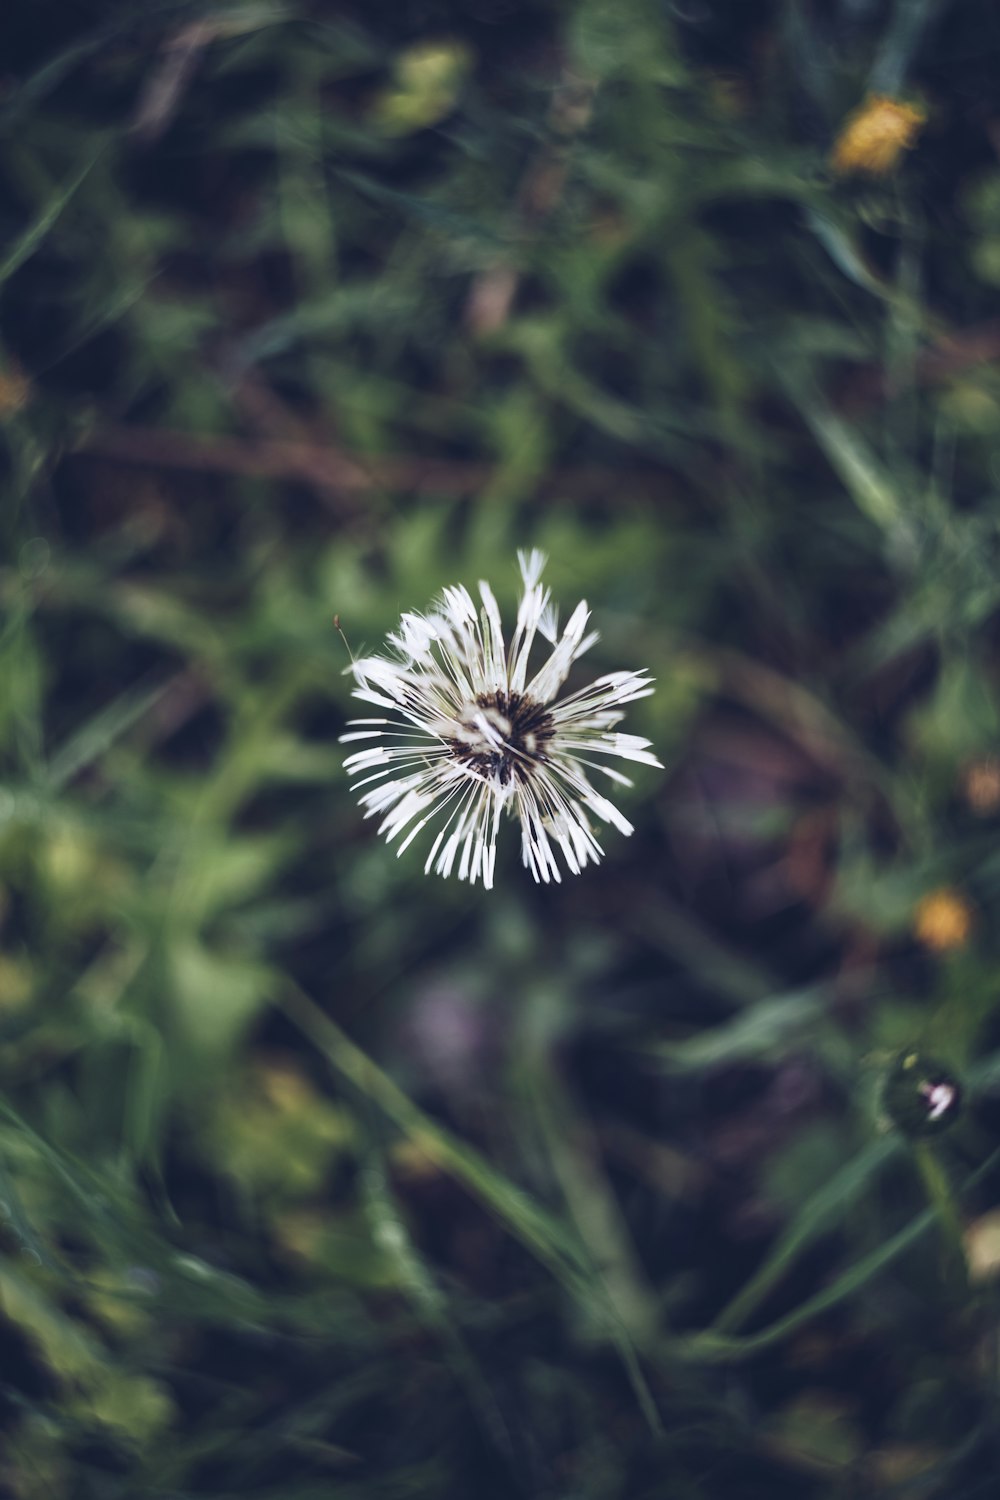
[371,39,474,136]
[913,887,974,952]
[831,95,926,176]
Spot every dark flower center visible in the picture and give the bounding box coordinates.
[448,691,555,786]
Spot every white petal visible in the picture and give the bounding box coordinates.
[525,599,592,702]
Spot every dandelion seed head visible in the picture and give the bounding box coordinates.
[340,553,662,889]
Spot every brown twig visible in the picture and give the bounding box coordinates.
[131,10,285,142]
[131,22,215,141]
[465,62,597,336]
[73,424,674,503]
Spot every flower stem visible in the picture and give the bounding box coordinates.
[912,1142,968,1293]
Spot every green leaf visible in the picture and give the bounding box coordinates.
[45,677,173,791]
[778,368,907,536]
[710,1137,900,1335]
[0,146,104,286]
[645,987,829,1071]
[170,940,275,1056]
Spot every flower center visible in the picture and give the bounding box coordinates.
[448,691,555,787]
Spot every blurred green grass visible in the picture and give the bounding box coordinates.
[6,0,1000,1495]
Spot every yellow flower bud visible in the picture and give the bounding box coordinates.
[913,887,974,952]
[831,95,926,176]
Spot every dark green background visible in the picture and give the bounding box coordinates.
[4,1,1000,1495]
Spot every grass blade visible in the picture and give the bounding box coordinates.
[0,147,104,287]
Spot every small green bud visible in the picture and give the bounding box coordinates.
[881,1051,963,1138]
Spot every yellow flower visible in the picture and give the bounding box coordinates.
[831,95,926,176]
[913,887,974,952]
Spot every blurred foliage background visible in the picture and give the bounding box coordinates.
[7,0,1000,1495]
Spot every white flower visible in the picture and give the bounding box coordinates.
[340,551,662,889]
